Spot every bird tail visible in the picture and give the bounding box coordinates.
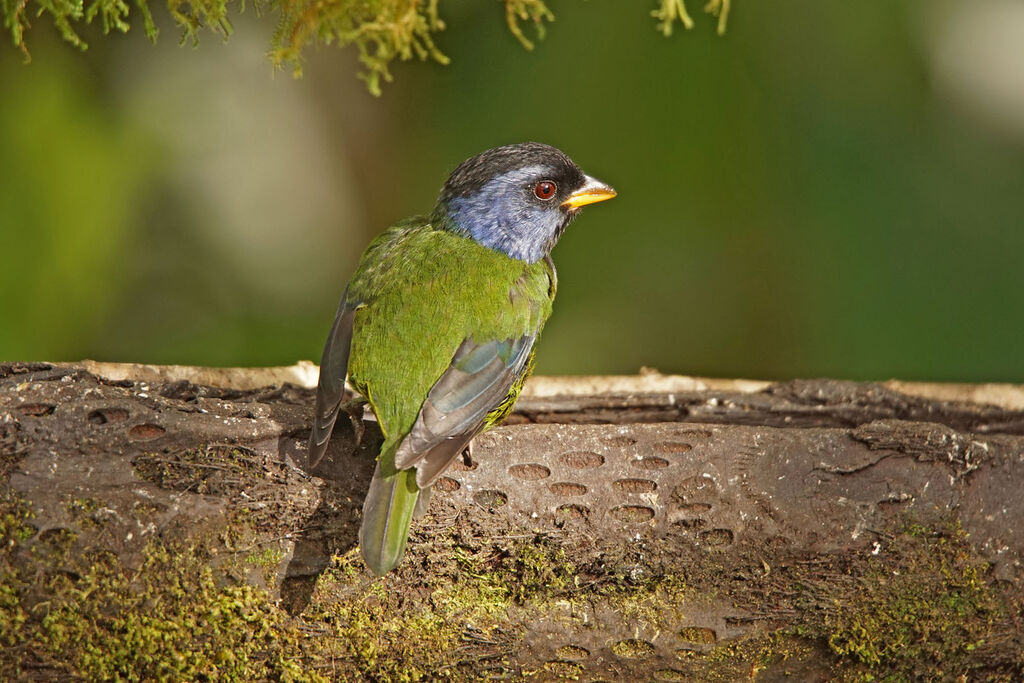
[359,455,420,576]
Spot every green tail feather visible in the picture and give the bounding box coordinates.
[359,460,420,575]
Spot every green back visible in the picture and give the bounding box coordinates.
[346,219,555,448]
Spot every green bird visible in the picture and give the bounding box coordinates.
[308,142,616,575]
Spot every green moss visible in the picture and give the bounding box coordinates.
[2,478,1014,682]
[823,522,1002,679]
[595,572,695,636]
[610,521,1014,682]
[18,543,327,680]
[611,638,656,658]
[668,520,1012,682]
[134,445,266,495]
[675,632,825,682]
[433,545,512,619]
[132,500,163,517]
[0,493,34,544]
[543,658,584,677]
[0,490,325,681]
[323,588,460,680]
[0,494,32,650]
[679,626,717,644]
[245,543,285,585]
[555,644,589,660]
[302,552,468,680]
[297,536,597,679]
[247,544,284,568]
[0,580,27,647]
[66,496,107,530]
[502,536,577,602]
[66,496,100,515]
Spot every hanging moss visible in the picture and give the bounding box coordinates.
[2,0,731,95]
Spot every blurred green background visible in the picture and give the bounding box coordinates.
[2,0,1024,382]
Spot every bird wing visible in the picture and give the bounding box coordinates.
[393,333,536,487]
[317,226,554,575]
[359,334,535,575]
[308,287,357,468]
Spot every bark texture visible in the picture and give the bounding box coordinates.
[1,362,1022,681]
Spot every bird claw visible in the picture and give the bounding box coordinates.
[341,398,367,447]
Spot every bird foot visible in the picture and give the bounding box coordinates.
[461,441,475,468]
[341,398,367,447]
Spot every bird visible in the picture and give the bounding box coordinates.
[308,142,616,575]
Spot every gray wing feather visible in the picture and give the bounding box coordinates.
[413,486,432,519]
[408,432,479,489]
[395,334,535,487]
[308,287,356,468]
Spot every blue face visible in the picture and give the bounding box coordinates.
[444,165,576,264]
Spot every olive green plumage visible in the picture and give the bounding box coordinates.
[347,222,554,445]
[345,221,553,573]
[309,143,614,575]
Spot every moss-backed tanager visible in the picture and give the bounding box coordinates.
[309,142,616,575]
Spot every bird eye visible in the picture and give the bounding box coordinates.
[534,181,557,200]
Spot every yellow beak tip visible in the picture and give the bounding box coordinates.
[562,186,617,210]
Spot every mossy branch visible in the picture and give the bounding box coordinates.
[3,364,1023,680]
[3,0,732,94]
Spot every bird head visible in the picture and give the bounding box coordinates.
[434,142,616,263]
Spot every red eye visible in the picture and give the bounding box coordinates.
[534,181,557,200]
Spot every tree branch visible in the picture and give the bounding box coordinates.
[1,361,1021,679]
